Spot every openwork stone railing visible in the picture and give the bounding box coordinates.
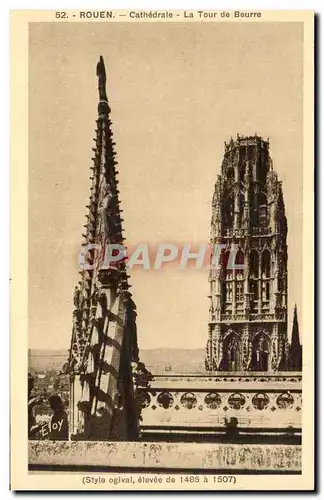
[137,372,302,434]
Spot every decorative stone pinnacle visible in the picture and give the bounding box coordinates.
[96,56,110,116]
[96,55,108,102]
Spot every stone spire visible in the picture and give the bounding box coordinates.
[206,135,289,372]
[290,304,302,371]
[67,56,131,376]
[66,57,140,440]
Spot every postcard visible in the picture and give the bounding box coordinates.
[10,9,314,491]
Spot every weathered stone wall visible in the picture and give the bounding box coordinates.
[29,441,301,472]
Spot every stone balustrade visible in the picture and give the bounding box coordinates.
[137,373,302,434]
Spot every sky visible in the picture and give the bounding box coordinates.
[28,21,303,351]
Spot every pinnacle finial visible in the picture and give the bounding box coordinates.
[96,55,108,103]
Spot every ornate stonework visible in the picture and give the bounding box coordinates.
[66,57,141,440]
[137,373,302,440]
[206,135,289,372]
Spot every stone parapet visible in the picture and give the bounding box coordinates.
[29,441,301,473]
[138,373,302,432]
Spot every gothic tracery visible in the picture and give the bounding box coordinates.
[206,135,289,373]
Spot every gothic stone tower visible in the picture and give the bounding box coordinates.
[66,57,142,440]
[206,135,289,372]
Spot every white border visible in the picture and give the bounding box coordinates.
[3,1,320,498]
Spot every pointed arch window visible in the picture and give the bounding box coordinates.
[235,248,245,266]
[222,250,230,273]
[239,192,245,225]
[224,193,234,229]
[258,153,268,185]
[250,250,259,278]
[234,248,245,280]
[221,249,233,279]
